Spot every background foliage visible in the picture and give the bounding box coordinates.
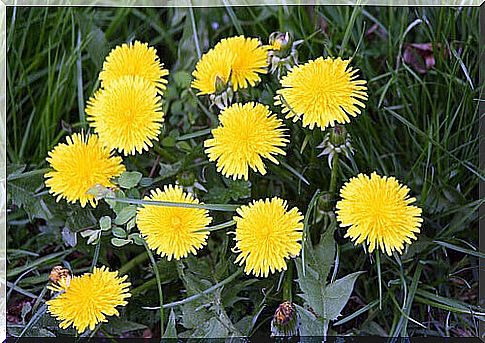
[6,5,484,338]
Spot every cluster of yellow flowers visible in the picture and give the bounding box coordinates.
[44,35,422,334]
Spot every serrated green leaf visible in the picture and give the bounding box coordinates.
[114,205,137,225]
[118,171,143,189]
[159,161,183,179]
[173,70,192,88]
[8,174,51,221]
[295,304,327,336]
[313,226,336,282]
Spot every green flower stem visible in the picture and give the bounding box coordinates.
[198,220,236,233]
[328,153,340,200]
[90,238,101,272]
[144,269,243,310]
[376,250,383,310]
[143,241,164,334]
[282,260,294,302]
[104,196,239,212]
[152,145,177,163]
[118,250,149,276]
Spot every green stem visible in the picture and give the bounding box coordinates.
[143,241,164,334]
[376,250,383,310]
[104,196,239,212]
[90,238,101,272]
[118,251,149,276]
[328,153,340,200]
[144,270,243,310]
[198,220,236,233]
[282,261,293,302]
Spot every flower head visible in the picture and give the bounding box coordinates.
[204,102,288,180]
[45,133,125,208]
[99,41,168,94]
[233,197,303,277]
[136,185,212,260]
[336,172,423,256]
[47,266,131,334]
[86,75,164,155]
[192,36,269,95]
[191,46,234,95]
[275,57,368,130]
[216,36,269,91]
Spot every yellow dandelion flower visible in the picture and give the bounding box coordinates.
[86,75,164,156]
[45,133,125,208]
[215,36,269,91]
[233,197,304,277]
[47,266,131,334]
[136,185,212,260]
[99,40,168,94]
[336,172,423,256]
[204,102,288,181]
[275,57,368,130]
[191,46,234,95]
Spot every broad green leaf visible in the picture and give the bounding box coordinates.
[173,70,192,88]
[111,238,132,247]
[112,226,127,238]
[319,271,364,321]
[159,161,183,179]
[117,171,143,189]
[114,205,137,225]
[103,317,148,335]
[99,216,112,231]
[296,304,327,336]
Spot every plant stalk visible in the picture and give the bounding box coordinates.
[143,241,164,334]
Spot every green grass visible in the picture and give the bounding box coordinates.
[6,5,483,338]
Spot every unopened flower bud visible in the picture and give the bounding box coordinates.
[270,301,299,337]
[269,31,293,53]
[317,125,354,169]
[214,75,227,94]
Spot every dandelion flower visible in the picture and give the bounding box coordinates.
[99,41,168,94]
[233,197,303,277]
[47,266,131,334]
[336,172,423,256]
[136,185,212,260]
[192,46,234,95]
[215,36,269,91]
[275,57,368,130]
[45,133,125,208]
[205,102,288,180]
[86,75,164,155]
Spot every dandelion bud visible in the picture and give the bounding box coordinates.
[270,301,299,337]
[214,75,228,94]
[269,31,293,53]
[317,124,354,169]
[268,32,304,78]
